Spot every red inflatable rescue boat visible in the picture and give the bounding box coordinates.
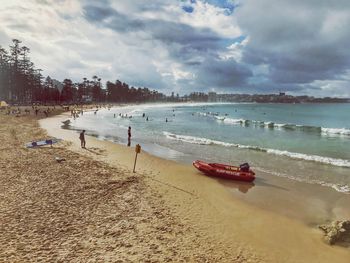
[193,160,255,182]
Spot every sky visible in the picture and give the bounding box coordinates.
[0,0,349,97]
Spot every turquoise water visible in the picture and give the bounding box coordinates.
[67,103,350,194]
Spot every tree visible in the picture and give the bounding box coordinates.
[61,79,74,102]
[92,75,101,101]
[0,46,10,100]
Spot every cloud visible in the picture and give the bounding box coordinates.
[83,5,144,32]
[236,0,350,95]
[0,0,349,96]
[193,57,252,88]
[81,0,248,91]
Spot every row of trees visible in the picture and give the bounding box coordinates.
[0,39,165,104]
[106,80,165,102]
[0,39,43,103]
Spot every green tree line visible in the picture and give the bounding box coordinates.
[0,39,165,104]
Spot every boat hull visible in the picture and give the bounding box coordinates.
[193,160,255,182]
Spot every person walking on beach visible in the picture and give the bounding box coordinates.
[127,126,131,147]
[80,130,86,148]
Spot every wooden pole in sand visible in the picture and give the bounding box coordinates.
[133,144,141,173]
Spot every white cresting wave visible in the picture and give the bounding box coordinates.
[197,112,350,137]
[163,131,350,168]
[321,127,350,136]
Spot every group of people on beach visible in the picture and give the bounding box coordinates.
[80,127,132,148]
[77,106,177,149]
[2,105,55,117]
[71,109,83,119]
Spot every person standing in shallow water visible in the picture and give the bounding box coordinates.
[80,130,86,148]
[127,126,131,147]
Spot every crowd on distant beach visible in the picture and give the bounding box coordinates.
[0,103,117,118]
[0,102,178,150]
[0,105,58,118]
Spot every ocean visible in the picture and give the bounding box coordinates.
[66,102,350,194]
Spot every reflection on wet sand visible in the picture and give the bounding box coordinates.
[219,179,255,193]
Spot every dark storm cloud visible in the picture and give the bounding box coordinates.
[147,20,220,46]
[83,3,221,49]
[195,57,252,87]
[83,3,226,72]
[83,5,144,32]
[3,0,350,96]
[249,47,349,84]
[82,2,252,90]
[237,0,350,89]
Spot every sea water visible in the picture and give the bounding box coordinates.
[67,103,350,194]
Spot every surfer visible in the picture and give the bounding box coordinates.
[80,130,86,148]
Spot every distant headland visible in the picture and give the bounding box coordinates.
[178,92,350,103]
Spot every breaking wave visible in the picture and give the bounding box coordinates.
[321,127,350,136]
[197,112,350,137]
[162,131,350,168]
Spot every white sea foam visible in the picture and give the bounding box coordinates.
[264,149,350,167]
[273,123,286,128]
[213,116,350,137]
[321,127,350,136]
[215,116,226,121]
[263,121,274,127]
[163,131,234,147]
[163,131,350,168]
[223,118,246,124]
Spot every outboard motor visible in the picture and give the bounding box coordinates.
[240,163,250,172]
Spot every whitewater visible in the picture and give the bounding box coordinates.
[67,102,350,194]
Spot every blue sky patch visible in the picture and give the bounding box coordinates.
[205,0,236,14]
[182,5,194,13]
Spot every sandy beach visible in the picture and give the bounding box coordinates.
[0,110,348,262]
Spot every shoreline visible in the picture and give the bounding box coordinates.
[39,112,350,262]
[3,113,247,262]
[61,105,350,225]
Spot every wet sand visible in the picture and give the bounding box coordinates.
[37,113,350,262]
[0,113,246,262]
[225,172,350,226]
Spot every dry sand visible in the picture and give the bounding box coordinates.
[0,109,349,262]
[0,113,253,262]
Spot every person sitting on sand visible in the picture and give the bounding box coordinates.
[80,130,86,148]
